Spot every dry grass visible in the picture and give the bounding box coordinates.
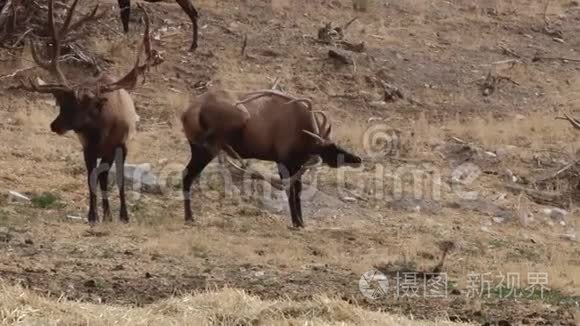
[446,111,578,151]
[0,281,475,326]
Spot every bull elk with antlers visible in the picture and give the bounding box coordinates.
[180,88,362,228]
[117,0,199,51]
[18,0,162,223]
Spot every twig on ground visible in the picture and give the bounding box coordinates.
[0,66,35,80]
[532,56,580,63]
[328,49,352,65]
[481,70,519,96]
[241,34,247,57]
[505,182,566,207]
[498,45,521,58]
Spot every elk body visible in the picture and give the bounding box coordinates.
[19,0,162,223]
[181,88,362,228]
[117,0,199,51]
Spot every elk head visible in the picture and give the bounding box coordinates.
[303,111,363,168]
[20,0,163,135]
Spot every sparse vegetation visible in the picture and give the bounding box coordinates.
[31,192,63,209]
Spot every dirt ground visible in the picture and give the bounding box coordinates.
[1,0,580,325]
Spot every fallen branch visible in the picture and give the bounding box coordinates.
[341,16,358,31]
[505,182,567,207]
[533,160,580,183]
[532,55,580,63]
[337,40,364,53]
[240,34,248,57]
[498,45,521,58]
[328,49,352,65]
[0,66,35,80]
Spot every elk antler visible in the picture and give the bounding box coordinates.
[235,89,313,111]
[223,145,322,191]
[22,0,102,93]
[556,112,580,130]
[302,110,331,143]
[97,4,163,94]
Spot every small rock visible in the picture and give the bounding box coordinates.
[495,146,516,158]
[110,163,162,195]
[228,21,239,30]
[309,263,327,271]
[254,271,265,277]
[493,217,505,224]
[342,196,357,202]
[83,279,96,288]
[563,228,578,241]
[0,227,12,243]
[541,207,568,223]
[112,264,125,271]
[369,101,388,109]
[67,215,83,220]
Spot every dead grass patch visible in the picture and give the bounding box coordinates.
[446,111,577,152]
[0,281,475,326]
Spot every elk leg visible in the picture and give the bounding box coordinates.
[117,0,131,33]
[175,0,199,51]
[115,145,129,223]
[294,177,304,227]
[277,163,303,228]
[84,149,99,224]
[98,157,114,222]
[183,142,214,223]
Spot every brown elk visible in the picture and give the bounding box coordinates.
[180,88,363,228]
[117,0,199,51]
[18,0,162,223]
